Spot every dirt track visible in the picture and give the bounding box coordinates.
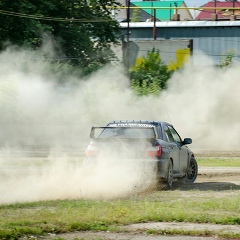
[49,166,240,240]
[1,152,240,240]
[177,166,240,191]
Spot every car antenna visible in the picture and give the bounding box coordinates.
[165,107,173,125]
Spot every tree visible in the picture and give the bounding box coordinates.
[131,8,141,22]
[130,48,172,96]
[0,0,122,75]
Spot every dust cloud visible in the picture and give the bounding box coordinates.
[0,47,240,204]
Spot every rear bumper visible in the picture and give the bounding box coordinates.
[84,157,169,179]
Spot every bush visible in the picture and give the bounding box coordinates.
[130,48,172,96]
[220,49,236,68]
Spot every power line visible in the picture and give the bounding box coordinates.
[0,9,114,22]
[109,6,240,10]
[1,5,240,22]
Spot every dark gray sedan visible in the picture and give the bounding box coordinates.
[86,120,198,188]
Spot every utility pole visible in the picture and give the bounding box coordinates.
[126,0,130,72]
[233,0,236,16]
[153,8,156,40]
[214,0,216,14]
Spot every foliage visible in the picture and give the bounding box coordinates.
[131,8,141,22]
[130,48,172,96]
[220,49,236,68]
[0,0,122,75]
[197,157,240,167]
[131,76,162,96]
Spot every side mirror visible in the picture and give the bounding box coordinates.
[90,127,96,139]
[183,138,192,145]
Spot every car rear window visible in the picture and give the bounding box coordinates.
[98,127,156,139]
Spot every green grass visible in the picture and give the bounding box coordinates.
[0,190,240,239]
[196,157,240,167]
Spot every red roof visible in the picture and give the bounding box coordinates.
[196,1,240,19]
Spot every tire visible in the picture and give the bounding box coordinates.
[166,160,173,189]
[184,156,198,183]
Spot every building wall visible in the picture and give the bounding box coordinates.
[120,22,240,64]
[122,40,190,67]
[114,0,127,21]
[114,1,193,22]
[177,2,193,20]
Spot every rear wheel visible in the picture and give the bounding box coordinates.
[182,156,198,183]
[166,160,173,188]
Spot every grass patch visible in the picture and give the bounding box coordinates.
[196,157,240,167]
[0,190,240,239]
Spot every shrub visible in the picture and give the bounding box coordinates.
[130,48,172,96]
[220,49,236,68]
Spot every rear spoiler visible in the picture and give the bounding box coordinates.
[90,126,158,139]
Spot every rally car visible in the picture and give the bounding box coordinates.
[85,120,198,188]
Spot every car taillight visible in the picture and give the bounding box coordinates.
[85,143,98,157]
[147,145,162,157]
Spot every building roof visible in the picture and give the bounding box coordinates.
[196,1,240,19]
[120,20,240,28]
[131,1,185,21]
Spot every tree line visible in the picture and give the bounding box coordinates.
[0,0,121,75]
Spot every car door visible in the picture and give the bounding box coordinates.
[163,124,180,174]
[168,125,189,174]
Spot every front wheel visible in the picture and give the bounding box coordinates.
[184,156,198,183]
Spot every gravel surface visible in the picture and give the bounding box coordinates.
[50,231,218,240]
